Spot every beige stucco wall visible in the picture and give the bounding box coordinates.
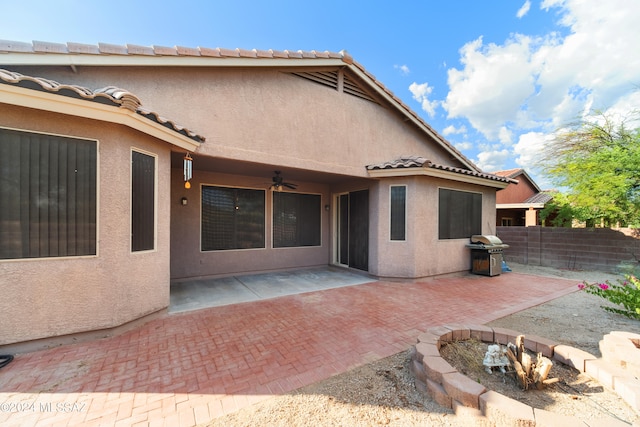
[0,106,172,346]
[371,176,498,279]
[170,169,333,280]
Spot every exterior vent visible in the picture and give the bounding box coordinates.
[343,73,378,104]
[290,70,380,105]
[291,71,339,90]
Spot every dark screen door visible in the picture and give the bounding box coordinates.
[337,190,369,271]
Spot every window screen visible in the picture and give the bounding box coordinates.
[390,186,406,241]
[438,189,482,239]
[201,186,265,250]
[273,192,321,247]
[131,150,155,252]
[0,128,97,259]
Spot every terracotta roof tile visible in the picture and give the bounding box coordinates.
[284,50,303,59]
[492,168,522,178]
[0,68,205,143]
[126,44,155,56]
[0,39,32,52]
[217,47,239,57]
[253,49,273,58]
[152,45,179,56]
[98,42,128,55]
[367,156,515,184]
[33,40,68,54]
[198,47,222,57]
[67,42,100,55]
[236,48,257,58]
[176,45,201,56]
[269,49,289,58]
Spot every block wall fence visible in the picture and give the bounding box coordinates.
[496,226,640,273]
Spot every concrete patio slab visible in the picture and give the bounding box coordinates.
[169,267,375,313]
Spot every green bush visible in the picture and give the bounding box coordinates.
[579,275,640,320]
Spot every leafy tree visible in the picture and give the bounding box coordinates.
[541,111,640,227]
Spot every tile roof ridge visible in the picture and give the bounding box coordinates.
[0,39,350,62]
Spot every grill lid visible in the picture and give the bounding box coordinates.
[470,235,503,245]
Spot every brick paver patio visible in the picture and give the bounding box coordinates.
[0,272,578,426]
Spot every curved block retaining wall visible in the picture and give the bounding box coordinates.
[410,324,640,426]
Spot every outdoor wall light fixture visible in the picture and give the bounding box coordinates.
[183,152,193,189]
[325,204,330,211]
[181,197,188,206]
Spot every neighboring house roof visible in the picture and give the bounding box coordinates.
[0,68,204,150]
[366,155,516,189]
[0,39,479,173]
[524,192,553,204]
[493,168,541,192]
[493,168,552,208]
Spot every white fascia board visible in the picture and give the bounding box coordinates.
[367,167,510,189]
[497,203,545,209]
[0,84,201,151]
[0,53,345,68]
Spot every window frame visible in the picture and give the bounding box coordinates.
[438,187,482,240]
[389,185,407,241]
[0,126,99,261]
[272,191,322,248]
[130,148,157,253]
[200,184,266,252]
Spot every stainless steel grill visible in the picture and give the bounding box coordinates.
[466,235,509,276]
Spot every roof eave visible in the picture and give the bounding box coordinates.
[0,83,201,151]
[367,167,511,189]
[0,52,348,69]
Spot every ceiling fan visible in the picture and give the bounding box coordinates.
[270,171,297,191]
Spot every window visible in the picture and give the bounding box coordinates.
[501,218,513,226]
[273,192,321,247]
[390,186,406,241]
[0,128,97,259]
[201,186,265,250]
[131,150,156,252]
[438,188,482,239]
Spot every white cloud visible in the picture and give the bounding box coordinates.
[409,82,439,117]
[441,0,640,144]
[443,35,538,140]
[454,141,473,151]
[513,132,549,168]
[516,0,531,18]
[394,64,410,75]
[498,126,513,145]
[442,124,467,136]
[475,149,511,172]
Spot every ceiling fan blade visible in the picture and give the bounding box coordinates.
[284,183,297,189]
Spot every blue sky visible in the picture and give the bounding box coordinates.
[2,0,639,187]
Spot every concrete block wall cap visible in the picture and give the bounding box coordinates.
[603,333,640,349]
[443,324,471,341]
[553,345,597,372]
[610,331,640,340]
[427,326,453,342]
[422,355,457,384]
[415,342,440,358]
[416,331,441,344]
[442,372,487,409]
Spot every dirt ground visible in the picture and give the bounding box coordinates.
[205,263,639,427]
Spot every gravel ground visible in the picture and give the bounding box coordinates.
[204,263,639,427]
